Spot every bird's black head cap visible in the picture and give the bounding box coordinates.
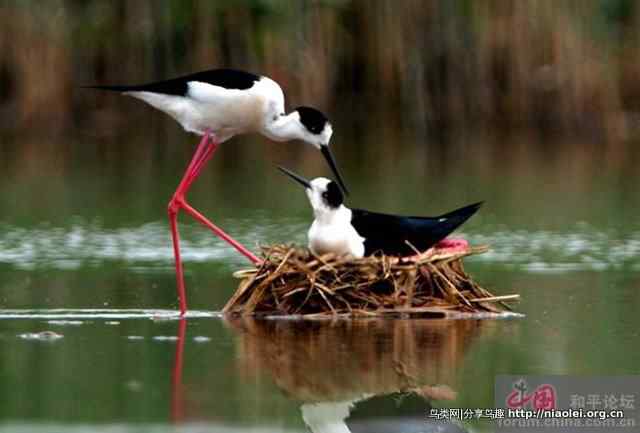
[322,181,344,209]
[295,106,329,135]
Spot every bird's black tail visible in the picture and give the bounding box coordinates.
[408,201,483,248]
[81,85,144,92]
[438,201,483,222]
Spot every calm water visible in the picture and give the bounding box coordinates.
[0,129,639,433]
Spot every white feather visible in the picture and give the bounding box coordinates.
[126,76,286,142]
[305,178,365,258]
[301,400,354,433]
[301,395,372,433]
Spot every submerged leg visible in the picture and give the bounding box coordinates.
[168,132,260,316]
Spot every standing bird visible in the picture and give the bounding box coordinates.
[87,68,348,315]
[278,167,482,258]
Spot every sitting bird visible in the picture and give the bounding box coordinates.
[278,167,482,258]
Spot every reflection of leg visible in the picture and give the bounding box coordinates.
[171,318,187,423]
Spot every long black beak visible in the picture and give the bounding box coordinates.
[320,145,349,195]
[277,166,312,189]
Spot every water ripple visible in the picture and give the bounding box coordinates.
[0,309,219,320]
[0,219,306,270]
[0,221,638,273]
[468,227,640,272]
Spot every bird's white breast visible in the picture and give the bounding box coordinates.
[308,210,365,259]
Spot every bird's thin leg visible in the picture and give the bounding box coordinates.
[168,133,212,315]
[168,132,261,315]
[179,201,261,264]
[172,133,212,203]
[168,213,187,315]
[175,138,261,263]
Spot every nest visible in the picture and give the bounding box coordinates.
[223,244,518,318]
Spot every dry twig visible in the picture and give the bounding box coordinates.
[224,244,516,318]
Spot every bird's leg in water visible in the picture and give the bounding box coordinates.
[168,131,261,315]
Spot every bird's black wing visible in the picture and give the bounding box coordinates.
[351,202,482,256]
[84,69,260,96]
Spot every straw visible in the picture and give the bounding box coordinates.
[223,244,517,317]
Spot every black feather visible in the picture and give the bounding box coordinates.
[322,181,344,208]
[351,202,483,256]
[83,68,260,96]
[296,106,328,134]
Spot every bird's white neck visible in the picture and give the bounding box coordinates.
[313,205,351,225]
[262,112,302,142]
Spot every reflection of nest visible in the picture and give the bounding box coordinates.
[226,317,489,403]
[225,245,518,317]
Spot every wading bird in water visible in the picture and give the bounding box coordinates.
[87,69,348,315]
[278,167,481,258]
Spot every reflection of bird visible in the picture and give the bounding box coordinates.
[302,399,364,433]
[228,318,479,433]
[87,69,348,315]
[302,396,470,433]
[278,167,481,258]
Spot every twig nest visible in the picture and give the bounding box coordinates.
[224,244,518,318]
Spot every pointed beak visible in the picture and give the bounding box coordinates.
[320,145,349,196]
[277,166,312,189]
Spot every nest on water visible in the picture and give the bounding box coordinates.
[224,244,519,318]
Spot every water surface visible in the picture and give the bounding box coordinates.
[1,131,639,432]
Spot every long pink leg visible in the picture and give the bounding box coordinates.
[168,132,261,315]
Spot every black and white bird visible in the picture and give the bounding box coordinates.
[87,68,348,315]
[278,167,482,258]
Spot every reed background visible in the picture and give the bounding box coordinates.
[2,0,640,144]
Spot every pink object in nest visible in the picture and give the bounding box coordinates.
[434,238,470,253]
[403,238,471,262]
